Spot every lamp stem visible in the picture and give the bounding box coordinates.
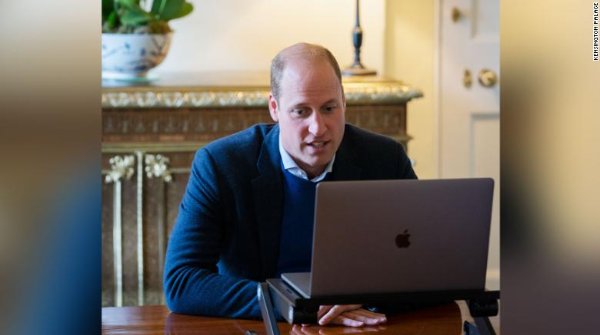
[355,0,360,27]
[353,0,362,65]
[343,0,376,76]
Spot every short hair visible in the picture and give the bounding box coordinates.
[270,43,343,100]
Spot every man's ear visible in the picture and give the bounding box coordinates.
[268,93,279,122]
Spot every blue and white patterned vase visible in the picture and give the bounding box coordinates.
[102,33,173,80]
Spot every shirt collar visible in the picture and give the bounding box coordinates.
[278,134,335,182]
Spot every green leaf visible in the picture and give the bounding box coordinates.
[102,0,115,21]
[103,0,192,31]
[117,0,142,7]
[107,11,118,29]
[155,0,194,21]
[115,0,144,15]
[119,8,153,26]
[114,0,153,26]
[174,2,194,20]
[150,0,166,16]
[102,10,120,33]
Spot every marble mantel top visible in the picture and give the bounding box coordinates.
[102,71,423,108]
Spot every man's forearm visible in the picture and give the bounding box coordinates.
[164,267,261,318]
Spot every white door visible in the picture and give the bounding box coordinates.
[438,0,500,290]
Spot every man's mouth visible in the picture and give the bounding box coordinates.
[307,140,329,148]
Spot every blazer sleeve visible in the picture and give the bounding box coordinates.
[397,143,418,179]
[163,148,261,319]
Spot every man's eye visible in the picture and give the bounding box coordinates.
[291,109,307,117]
[324,105,337,113]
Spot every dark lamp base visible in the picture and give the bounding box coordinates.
[342,63,377,76]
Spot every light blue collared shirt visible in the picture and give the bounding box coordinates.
[278,135,335,182]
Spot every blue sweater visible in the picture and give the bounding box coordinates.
[277,170,331,275]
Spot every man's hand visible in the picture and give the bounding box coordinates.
[316,304,387,327]
[291,305,387,335]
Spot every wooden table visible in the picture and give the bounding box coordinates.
[102,304,462,335]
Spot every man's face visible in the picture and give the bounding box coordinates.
[269,58,346,178]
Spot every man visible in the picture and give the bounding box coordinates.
[164,43,417,327]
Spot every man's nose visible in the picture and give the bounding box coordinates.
[308,111,326,136]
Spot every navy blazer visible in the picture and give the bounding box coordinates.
[164,123,417,318]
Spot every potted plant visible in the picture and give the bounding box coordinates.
[102,0,194,80]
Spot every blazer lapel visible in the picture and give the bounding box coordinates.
[331,130,362,180]
[251,125,283,278]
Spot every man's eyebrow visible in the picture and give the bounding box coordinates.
[288,99,340,109]
[322,99,340,106]
[289,103,310,109]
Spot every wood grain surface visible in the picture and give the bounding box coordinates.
[102,303,462,335]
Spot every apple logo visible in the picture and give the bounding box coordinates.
[395,229,411,248]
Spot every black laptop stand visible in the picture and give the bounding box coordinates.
[258,279,500,335]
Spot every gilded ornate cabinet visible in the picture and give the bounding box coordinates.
[101,72,422,307]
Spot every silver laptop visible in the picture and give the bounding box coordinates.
[281,178,494,298]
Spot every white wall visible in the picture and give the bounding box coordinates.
[155,0,386,74]
[385,0,436,178]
